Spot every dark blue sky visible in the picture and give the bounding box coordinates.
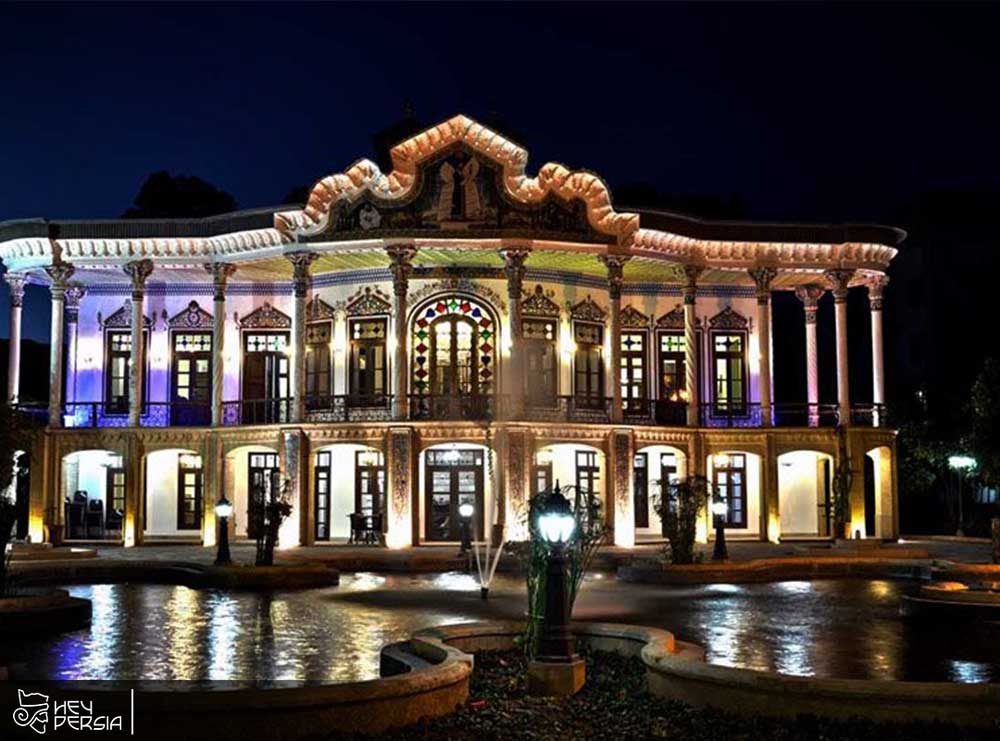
[2,2,999,341]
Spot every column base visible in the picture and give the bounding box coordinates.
[528,657,586,697]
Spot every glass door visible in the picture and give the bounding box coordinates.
[171,332,212,425]
[176,454,203,531]
[355,450,385,517]
[633,453,649,528]
[243,333,290,423]
[424,449,484,541]
[247,452,279,539]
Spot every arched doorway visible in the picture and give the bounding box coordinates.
[706,451,762,539]
[60,449,125,542]
[634,444,687,541]
[418,442,496,543]
[225,444,281,540]
[864,446,894,538]
[777,450,835,537]
[144,448,204,541]
[312,443,385,542]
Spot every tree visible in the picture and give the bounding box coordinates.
[0,401,35,597]
[254,476,293,567]
[122,171,237,219]
[968,357,1000,486]
[654,475,711,564]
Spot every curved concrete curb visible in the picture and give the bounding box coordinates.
[10,559,340,591]
[0,588,91,634]
[619,557,931,585]
[410,619,1000,729]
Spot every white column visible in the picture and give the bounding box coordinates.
[795,284,825,427]
[868,275,888,426]
[124,259,153,427]
[501,247,530,418]
[386,244,416,420]
[5,273,26,404]
[600,254,629,424]
[45,265,75,427]
[749,268,777,426]
[63,284,86,407]
[286,252,317,424]
[683,266,702,426]
[825,269,854,425]
[205,263,236,426]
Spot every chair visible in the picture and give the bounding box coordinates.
[368,513,384,546]
[106,507,123,536]
[348,513,365,545]
[85,499,105,539]
[66,491,88,539]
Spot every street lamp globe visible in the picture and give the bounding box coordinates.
[215,496,233,519]
[711,500,728,518]
[458,502,474,519]
[537,486,576,545]
[948,455,977,471]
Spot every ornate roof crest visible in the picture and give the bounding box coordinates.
[168,300,213,329]
[569,295,607,323]
[239,303,292,329]
[345,286,392,316]
[620,305,650,329]
[521,284,561,318]
[99,300,153,329]
[708,306,749,330]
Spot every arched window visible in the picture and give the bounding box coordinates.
[412,295,497,397]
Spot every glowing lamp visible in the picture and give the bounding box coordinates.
[948,455,976,471]
[458,502,474,519]
[537,485,576,545]
[711,500,728,517]
[214,497,233,519]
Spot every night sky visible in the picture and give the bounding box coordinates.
[2,2,998,344]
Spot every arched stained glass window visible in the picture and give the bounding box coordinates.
[412,295,497,396]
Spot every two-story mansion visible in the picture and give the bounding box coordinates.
[0,115,902,551]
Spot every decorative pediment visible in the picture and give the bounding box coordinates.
[307,297,339,322]
[521,284,560,318]
[409,278,506,314]
[239,303,291,329]
[345,286,391,316]
[168,301,213,329]
[569,295,607,323]
[620,305,650,329]
[656,305,686,330]
[708,306,749,330]
[99,301,152,329]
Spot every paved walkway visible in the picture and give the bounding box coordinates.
[16,537,994,572]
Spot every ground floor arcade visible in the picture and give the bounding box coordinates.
[23,422,899,550]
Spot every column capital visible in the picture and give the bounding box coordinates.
[599,254,630,300]
[5,273,27,307]
[501,247,531,298]
[748,267,778,304]
[204,262,238,300]
[683,265,704,305]
[45,263,75,296]
[64,283,87,322]
[385,244,417,296]
[123,259,154,299]
[823,269,855,302]
[794,283,825,323]
[285,251,318,298]
[866,274,889,311]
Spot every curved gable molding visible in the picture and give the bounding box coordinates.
[620,305,651,329]
[569,295,607,323]
[239,303,292,329]
[99,301,153,329]
[275,114,640,244]
[521,284,561,318]
[708,306,749,330]
[168,300,213,329]
[345,286,391,317]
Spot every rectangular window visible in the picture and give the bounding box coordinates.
[349,318,388,406]
[575,450,600,497]
[524,318,557,405]
[573,322,604,409]
[620,331,647,412]
[171,332,212,426]
[105,457,125,525]
[712,333,747,415]
[533,462,553,497]
[247,452,280,539]
[315,451,331,541]
[306,321,332,408]
[176,453,203,531]
[633,452,649,528]
[658,332,686,400]
[713,453,747,528]
[242,332,290,423]
[104,330,149,415]
[355,450,385,517]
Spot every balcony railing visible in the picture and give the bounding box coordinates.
[19,397,891,430]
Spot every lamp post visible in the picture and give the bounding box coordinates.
[711,499,729,561]
[528,483,585,697]
[948,455,977,537]
[458,501,474,559]
[215,496,233,566]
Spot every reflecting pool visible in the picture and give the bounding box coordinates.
[2,575,998,686]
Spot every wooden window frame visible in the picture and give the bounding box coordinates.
[573,321,605,408]
[348,317,389,407]
[103,328,150,415]
[710,329,749,416]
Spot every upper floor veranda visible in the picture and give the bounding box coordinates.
[0,115,903,434]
